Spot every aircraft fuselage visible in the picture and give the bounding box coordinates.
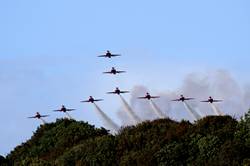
[115,89,121,94]
[106,53,112,58]
[208,99,214,103]
[35,114,41,119]
[61,108,67,112]
[111,69,117,74]
[180,97,185,102]
[146,95,151,100]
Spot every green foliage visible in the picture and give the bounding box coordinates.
[235,110,250,147]
[194,135,221,165]
[116,119,191,165]
[6,119,109,164]
[55,135,117,166]
[5,114,250,165]
[155,142,188,166]
[191,115,238,140]
[0,155,8,166]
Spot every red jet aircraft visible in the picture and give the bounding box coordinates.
[28,112,49,119]
[103,67,126,75]
[107,87,129,95]
[138,92,160,100]
[172,95,195,102]
[81,96,104,103]
[53,105,75,112]
[98,50,121,58]
[201,96,223,103]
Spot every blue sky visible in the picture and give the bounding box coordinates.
[0,0,250,155]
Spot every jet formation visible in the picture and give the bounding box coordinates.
[28,50,224,126]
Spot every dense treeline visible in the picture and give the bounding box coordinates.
[2,110,250,166]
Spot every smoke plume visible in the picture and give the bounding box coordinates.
[117,70,250,124]
[149,100,166,119]
[93,103,119,133]
[210,103,224,116]
[119,95,141,124]
[183,101,202,121]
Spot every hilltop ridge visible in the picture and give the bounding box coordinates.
[2,112,250,166]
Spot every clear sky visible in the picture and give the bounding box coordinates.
[0,0,250,155]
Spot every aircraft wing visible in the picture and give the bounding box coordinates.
[53,109,61,112]
[98,55,106,57]
[213,100,223,102]
[40,115,49,117]
[111,54,121,57]
[120,91,130,93]
[151,96,160,99]
[81,100,90,103]
[66,109,75,111]
[116,71,126,73]
[94,99,104,102]
[138,97,147,99]
[103,71,112,74]
[28,116,37,118]
[107,92,116,94]
[200,100,210,102]
[185,98,195,100]
[172,99,181,101]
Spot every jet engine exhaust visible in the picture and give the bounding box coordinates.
[183,101,202,121]
[93,103,119,133]
[119,95,141,124]
[210,103,224,116]
[149,99,166,119]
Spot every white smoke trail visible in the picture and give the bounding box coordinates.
[93,103,119,133]
[195,108,204,117]
[65,112,73,119]
[183,101,202,120]
[40,118,47,124]
[210,103,224,116]
[117,70,250,123]
[149,99,166,119]
[119,95,141,124]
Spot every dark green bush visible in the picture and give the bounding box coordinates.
[5,111,250,165]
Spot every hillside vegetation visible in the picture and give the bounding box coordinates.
[2,111,250,166]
